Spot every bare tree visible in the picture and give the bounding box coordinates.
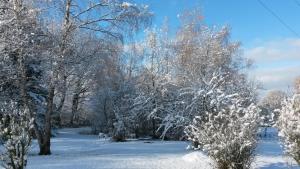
[260,90,286,125]
[294,76,300,94]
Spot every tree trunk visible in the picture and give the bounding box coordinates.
[56,75,67,127]
[70,92,79,126]
[38,138,51,156]
[103,98,108,124]
[39,85,54,155]
[152,118,157,138]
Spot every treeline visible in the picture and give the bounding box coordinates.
[90,11,258,141]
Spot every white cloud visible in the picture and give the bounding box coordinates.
[245,38,300,96]
[251,66,299,89]
[245,38,300,63]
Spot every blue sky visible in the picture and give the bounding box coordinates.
[138,0,300,46]
[137,0,300,96]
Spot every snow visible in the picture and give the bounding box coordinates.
[254,128,299,169]
[121,2,133,8]
[1,127,299,169]
[27,128,206,169]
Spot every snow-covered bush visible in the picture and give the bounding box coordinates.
[277,94,300,164]
[158,72,227,140]
[0,104,33,169]
[185,99,260,169]
[112,120,127,142]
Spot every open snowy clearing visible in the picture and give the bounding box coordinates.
[4,128,299,169]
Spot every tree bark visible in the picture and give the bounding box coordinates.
[152,118,156,138]
[56,75,68,126]
[70,92,79,126]
[39,85,54,155]
[103,98,108,124]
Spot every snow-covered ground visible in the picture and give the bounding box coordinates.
[254,128,299,169]
[3,128,299,169]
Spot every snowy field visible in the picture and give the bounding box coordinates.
[4,128,299,169]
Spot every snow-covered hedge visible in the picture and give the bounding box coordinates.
[185,99,260,169]
[0,104,33,169]
[277,94,300,164]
